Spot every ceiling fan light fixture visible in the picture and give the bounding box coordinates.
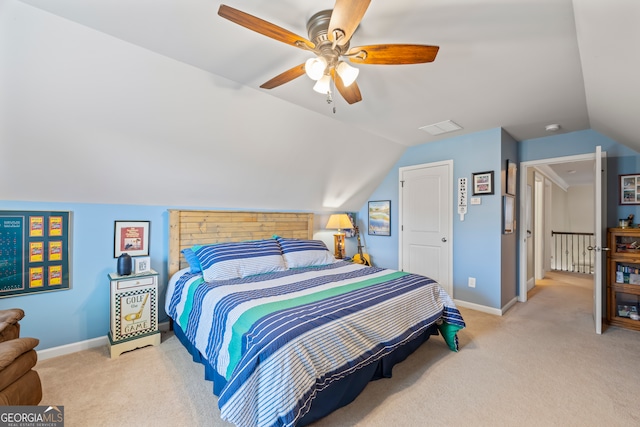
[305,57,327,81]
[336,61,359,87]
[313,75,332,94]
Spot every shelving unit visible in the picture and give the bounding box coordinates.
[607,228,640,331]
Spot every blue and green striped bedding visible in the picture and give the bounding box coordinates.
[167,261,465,427]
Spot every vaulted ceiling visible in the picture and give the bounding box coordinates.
[15,0,640,149]
[3,0,638,211]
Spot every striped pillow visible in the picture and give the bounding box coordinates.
[276,237,336,268]
[194,239,286,281]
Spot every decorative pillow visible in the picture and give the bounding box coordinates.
[275,237,336,268]
[181,248,202,273]
[194,239,286,281]
[437,321,463,352]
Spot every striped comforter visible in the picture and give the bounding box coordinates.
[167,261,464,427]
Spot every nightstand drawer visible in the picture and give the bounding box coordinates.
[115,276,155,290]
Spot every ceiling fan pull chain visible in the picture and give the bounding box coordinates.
[328,77,336,114]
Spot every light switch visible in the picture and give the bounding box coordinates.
[470,197,481,205]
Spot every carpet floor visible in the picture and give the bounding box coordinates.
[36,272,640,426]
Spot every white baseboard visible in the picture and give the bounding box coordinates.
[454,298,518,316]
[37,336,107,361]
[37,321,172,361]
[501,297,518,314]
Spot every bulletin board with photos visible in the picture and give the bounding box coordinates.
[620,174,640,205]
[0,210,71,298]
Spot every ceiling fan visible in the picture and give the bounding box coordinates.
[217,0,439,105]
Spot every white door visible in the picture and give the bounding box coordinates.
[399,161,452,296]
[593,146,606,334]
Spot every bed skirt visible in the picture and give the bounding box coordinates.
[173,321,439,426]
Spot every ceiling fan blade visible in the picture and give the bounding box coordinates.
[218,4,315,50]
[347,44,440,65]
[260,63,306,89]
[332,69,362,104]
[328,0,371,46]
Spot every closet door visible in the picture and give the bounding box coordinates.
[399,161,452,296]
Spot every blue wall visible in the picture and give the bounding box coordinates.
[357,128,640,310]
[520,129,640,227]
[0,202,170,350]
[358,128,505,308]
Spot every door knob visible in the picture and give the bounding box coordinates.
[441,237,447,242]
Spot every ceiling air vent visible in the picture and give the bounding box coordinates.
[419,120,462,136]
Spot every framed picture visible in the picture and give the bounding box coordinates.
[506,160,517,196]
[620,174,640,205]
[472,171,494,195]
[344,213,356,238]
[503,195,515,234]
[114,221,150,257]
[368,200,391,236]
[133,256,151,274]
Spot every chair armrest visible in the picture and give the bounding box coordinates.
[0,338,39,371]
[0,309,24,343]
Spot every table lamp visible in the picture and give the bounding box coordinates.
[326,213,353,259]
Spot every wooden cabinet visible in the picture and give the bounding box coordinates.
[607,228,640,331]
[108,269,161,357]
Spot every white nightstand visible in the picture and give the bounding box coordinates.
[107,269,161,358]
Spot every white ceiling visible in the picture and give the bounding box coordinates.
[545,160,595,188]
[16,0,640,149]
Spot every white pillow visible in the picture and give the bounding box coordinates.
[275,237,337,268]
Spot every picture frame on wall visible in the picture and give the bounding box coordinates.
[506,160,517,196]
[503,195,515,234]
[368,200,391,236]
[620,174,640,205]
[472,171,494,195]
[114,221,150,257]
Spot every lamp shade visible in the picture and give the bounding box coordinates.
[305,57,327,81]
[326,214,353,231]
[313,75,331,94]
[336,61,359,87]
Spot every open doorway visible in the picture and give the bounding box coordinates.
[519,154,596,300]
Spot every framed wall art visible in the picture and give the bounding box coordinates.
[503,195,515,234]
[472,171,494,195]
[620,174,640,205]
[114,221,150,257]
[0,210,72,298]
[368,200,390,236]
[506,160,517,196]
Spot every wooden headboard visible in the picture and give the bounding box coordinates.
[168,210,314,276]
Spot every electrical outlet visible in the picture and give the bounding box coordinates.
[468,277,476,288]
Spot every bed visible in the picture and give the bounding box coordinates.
[167,210,465,427]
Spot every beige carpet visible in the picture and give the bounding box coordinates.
[36,273,640,426]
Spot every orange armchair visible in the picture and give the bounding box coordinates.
[0,308,42,405]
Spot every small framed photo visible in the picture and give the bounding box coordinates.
[114,221,150,257]
[133,256,151,274]
[503,195,515,234]
[620,174,640,205]
[506,160,517,196]
[368,200,391,236]
[472,171,494,195]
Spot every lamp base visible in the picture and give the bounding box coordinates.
[333,233,346,259]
